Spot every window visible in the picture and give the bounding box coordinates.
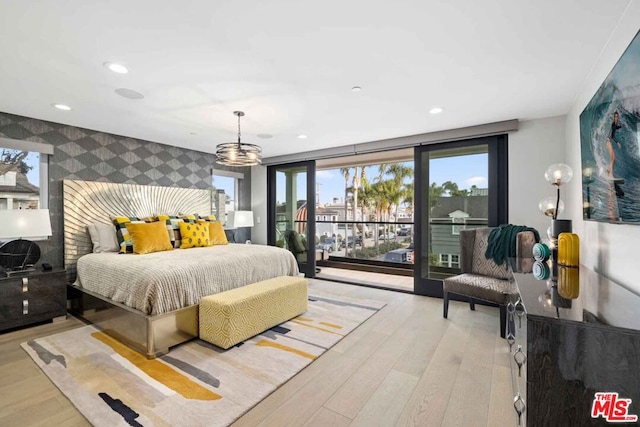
[0,142,49,210]
[439,253,459,268]
[212,170,243,226]
[451,254,460,269]
[452,217,465,235]
[439,253,449,266]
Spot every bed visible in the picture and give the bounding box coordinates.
[64,179,298,358]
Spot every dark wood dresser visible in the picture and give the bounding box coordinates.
[0,269,67,332]
[509,264,640,426]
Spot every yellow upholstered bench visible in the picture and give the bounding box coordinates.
[199,276,308,349]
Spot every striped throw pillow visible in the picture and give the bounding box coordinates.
[179,213,198,224]
[156,214,184,249]
[112,216,143,254]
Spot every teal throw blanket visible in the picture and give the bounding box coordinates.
[486,224,540,266]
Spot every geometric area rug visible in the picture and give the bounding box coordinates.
[22,292,385,427]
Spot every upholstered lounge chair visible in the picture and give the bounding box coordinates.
[283,230,321,275]
[284,229,308,263]
[443,228,536,338]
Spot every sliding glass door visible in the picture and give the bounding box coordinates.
[414,136,508,297]
[267,161,316,277]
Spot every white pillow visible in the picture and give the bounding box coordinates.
[87,223,119,253]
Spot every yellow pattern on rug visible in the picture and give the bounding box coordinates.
[91,332,222,401]
[255,340,317,360]
[290,319,344,335]
[319,321,343,329]
[23,291,386,427]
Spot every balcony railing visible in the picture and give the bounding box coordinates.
[275,218,488,270]
[288,220,415,266]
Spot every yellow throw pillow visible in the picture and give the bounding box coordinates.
[198,220,227,245]
[178,221,211,249]
[199,214,217,222]
[125,221,174,254]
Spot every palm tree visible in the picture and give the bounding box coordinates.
[370,179,393,243]
[429,182,445,212]
[340,167,351,255]
[384,163,413,223]
[402,182,414,217]
[351,166,360,256]
[376,163,387,183]
[442,180,469,197]
[386,183,404,235]
[359,167,369,243]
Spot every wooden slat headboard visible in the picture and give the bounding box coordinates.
[63,179,211,282]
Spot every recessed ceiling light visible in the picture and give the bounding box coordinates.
[52,104,71,111]
[104,62,129,74]
[257,134,273,139]
[297,134,308,139]
[115,88,144,100]
[351,86,362,92]
[429,107,444,114]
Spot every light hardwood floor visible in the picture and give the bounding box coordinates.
[316,267,414,292]
[0,279,514,427]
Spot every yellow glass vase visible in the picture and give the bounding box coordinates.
[557,232,580,267]
[558,265,580,299]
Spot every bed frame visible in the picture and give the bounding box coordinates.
[64,179,212,358]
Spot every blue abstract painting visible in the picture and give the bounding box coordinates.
[580,31,640,223]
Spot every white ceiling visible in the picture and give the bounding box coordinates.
[0,0,632,159]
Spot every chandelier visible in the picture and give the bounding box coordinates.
[215,111,262,167]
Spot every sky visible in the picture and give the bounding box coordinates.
[212,174,236,201]
[277,154,488,205]
[24,152,40,185]
[19,150,487,208]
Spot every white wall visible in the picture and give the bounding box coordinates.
[566,3,640,293]
[251,165,268,245]
[508,116,568,238]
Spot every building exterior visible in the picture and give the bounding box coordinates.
[0,171,39,210]
[430,194,488,268]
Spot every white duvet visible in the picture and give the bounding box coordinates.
[75,244,299,315]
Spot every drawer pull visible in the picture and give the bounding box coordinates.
[513,345,527,377]
[513,393,526,425]
[22,277,29,292]
[23,300,29,315]
[506,332,516,349]
[515,300,525,328]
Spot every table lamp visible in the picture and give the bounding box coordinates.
[0,209,52,275]
[226,211,254,243]
[539,163,573,244]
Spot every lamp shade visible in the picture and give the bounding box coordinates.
[227,211,254,228]
[544,163,573,186]
[538,197,564,217]
[0,209,52,239]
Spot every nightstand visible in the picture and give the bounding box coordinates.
[0,269,67,332]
